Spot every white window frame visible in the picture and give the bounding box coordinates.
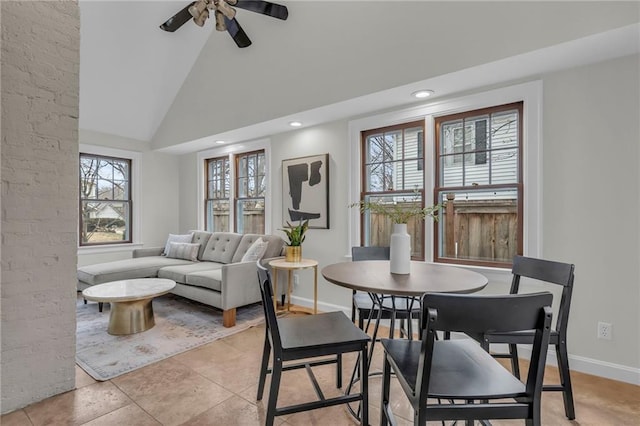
[197,138,272,233]
[78,144,142,254]
[348,81,542,275]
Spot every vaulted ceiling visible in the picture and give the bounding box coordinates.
[78,1,640,153]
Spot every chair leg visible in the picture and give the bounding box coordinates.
[509,344,521,378]
[336,353,342,388]
[360,346,368,426]
[98,302,103,312]
[256,330,271,401]
[265,358,282,426]
[351,290,356,323]
[380,354,391,426]
[555,342,576,419]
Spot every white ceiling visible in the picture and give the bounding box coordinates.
[78,1,640,153]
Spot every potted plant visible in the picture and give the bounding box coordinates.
[350,191,440,274]
[280,219,309,262]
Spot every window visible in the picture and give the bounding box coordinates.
[235,150,266,234]
[434,102,523,267]
[204,149,266,233]
[79,153,132,246]
[360,120,426,260]
[205,156,230,231]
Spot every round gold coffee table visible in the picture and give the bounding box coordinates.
[82,278,176,335]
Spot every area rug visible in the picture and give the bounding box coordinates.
[76,294,264,381]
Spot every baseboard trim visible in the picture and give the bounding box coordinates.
[290,295,640,386]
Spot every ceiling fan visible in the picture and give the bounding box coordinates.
[159,0,288,48]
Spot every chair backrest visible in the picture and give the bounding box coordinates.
[351,246,390,261]
[511,255,575,335]
[256,261,283,354]
[417,292,553,401]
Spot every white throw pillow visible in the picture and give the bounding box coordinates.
[163,233,194,255]
[241,237,269,262]
[166,242,200,262]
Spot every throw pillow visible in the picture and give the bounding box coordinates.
[241,237,269,262]
[163,233,194,255]
[166,242,200,262]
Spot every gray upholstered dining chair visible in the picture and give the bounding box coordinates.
[381,291,553,425]
[256,262,371,425]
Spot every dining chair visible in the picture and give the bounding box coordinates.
[483,255,576,419]
[351,246,420,338]
[380,291,553,426]
[256,262,371,426]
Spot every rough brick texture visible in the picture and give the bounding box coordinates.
[1,1,80,414]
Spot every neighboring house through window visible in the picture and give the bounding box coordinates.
[434,102,523,267]
[79,153,132,246]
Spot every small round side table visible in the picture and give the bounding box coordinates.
[268,258,318,314]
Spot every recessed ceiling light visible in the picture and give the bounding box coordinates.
[289,121,302,127]
[215,140,225,144]
[411,90,434,99]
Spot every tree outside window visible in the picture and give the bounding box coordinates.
[205,156,230,231]
[79,154,131,245]
[360,121,426,260]
[236,150,266,234]
[434,102,523,267]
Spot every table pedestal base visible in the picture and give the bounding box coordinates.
[108,299,155,335]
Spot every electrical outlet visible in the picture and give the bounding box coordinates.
[597,322,612,340]
[293,273,299,286]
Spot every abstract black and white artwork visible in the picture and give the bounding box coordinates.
[282,153,329,229]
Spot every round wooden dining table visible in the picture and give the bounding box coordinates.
[321,260,489,297]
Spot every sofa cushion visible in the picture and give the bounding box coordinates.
[189,230,213,260]
[77,256,193,286]
[232,234,285,263]
[163,233,193,255]
[241,237,269,262]
[158,262,223,284]
[201,232,242,263]
[166,242,200,261]
[185,269,223,292]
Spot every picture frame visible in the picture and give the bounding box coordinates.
[282,153,330,229]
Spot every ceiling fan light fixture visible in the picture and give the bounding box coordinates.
[194,9,209,27]
[215,10,226,31]
[411,89,434,99]
[188,0,208,19]
[216,0,236,19]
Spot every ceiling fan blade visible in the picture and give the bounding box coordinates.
[159,2,196,32]
[232,0,288,20]
[225,16,252,48]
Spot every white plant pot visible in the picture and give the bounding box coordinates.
[390,223,411,274]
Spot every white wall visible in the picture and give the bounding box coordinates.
[178,54,640,383]
[1,1,79,413]
[77,130,181,266]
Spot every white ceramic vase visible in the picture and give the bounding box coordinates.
[390,223,411,274]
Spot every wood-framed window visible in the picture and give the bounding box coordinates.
[434,102,523,267]
[235,150,266,234]
[79,153,132,246]
[360,120,426,260]
[205,156,230,232]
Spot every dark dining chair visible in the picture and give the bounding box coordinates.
[483,255,576,419]
[256,262,371,426]
[351,246,420,338]
[380,291,553,426]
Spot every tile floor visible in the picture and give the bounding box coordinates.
[3,317,640,426]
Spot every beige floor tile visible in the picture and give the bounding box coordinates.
[75,365,97,389]
[0,409,33,426]
[172,339,245,369]
[181,395,285,426]
[80,403,160,426]
[23,381,131,426]
[111,359,233,426]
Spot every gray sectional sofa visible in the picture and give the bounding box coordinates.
[77,231,285,327]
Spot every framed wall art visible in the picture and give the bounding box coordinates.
[282,153,329,229]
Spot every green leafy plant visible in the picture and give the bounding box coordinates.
[280,219,309,246]
[350,192,441,224]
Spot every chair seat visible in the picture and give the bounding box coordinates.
[353,292,420,316]
[278,311,370,356]
[382,338,526,400]
[486,329,559,345]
